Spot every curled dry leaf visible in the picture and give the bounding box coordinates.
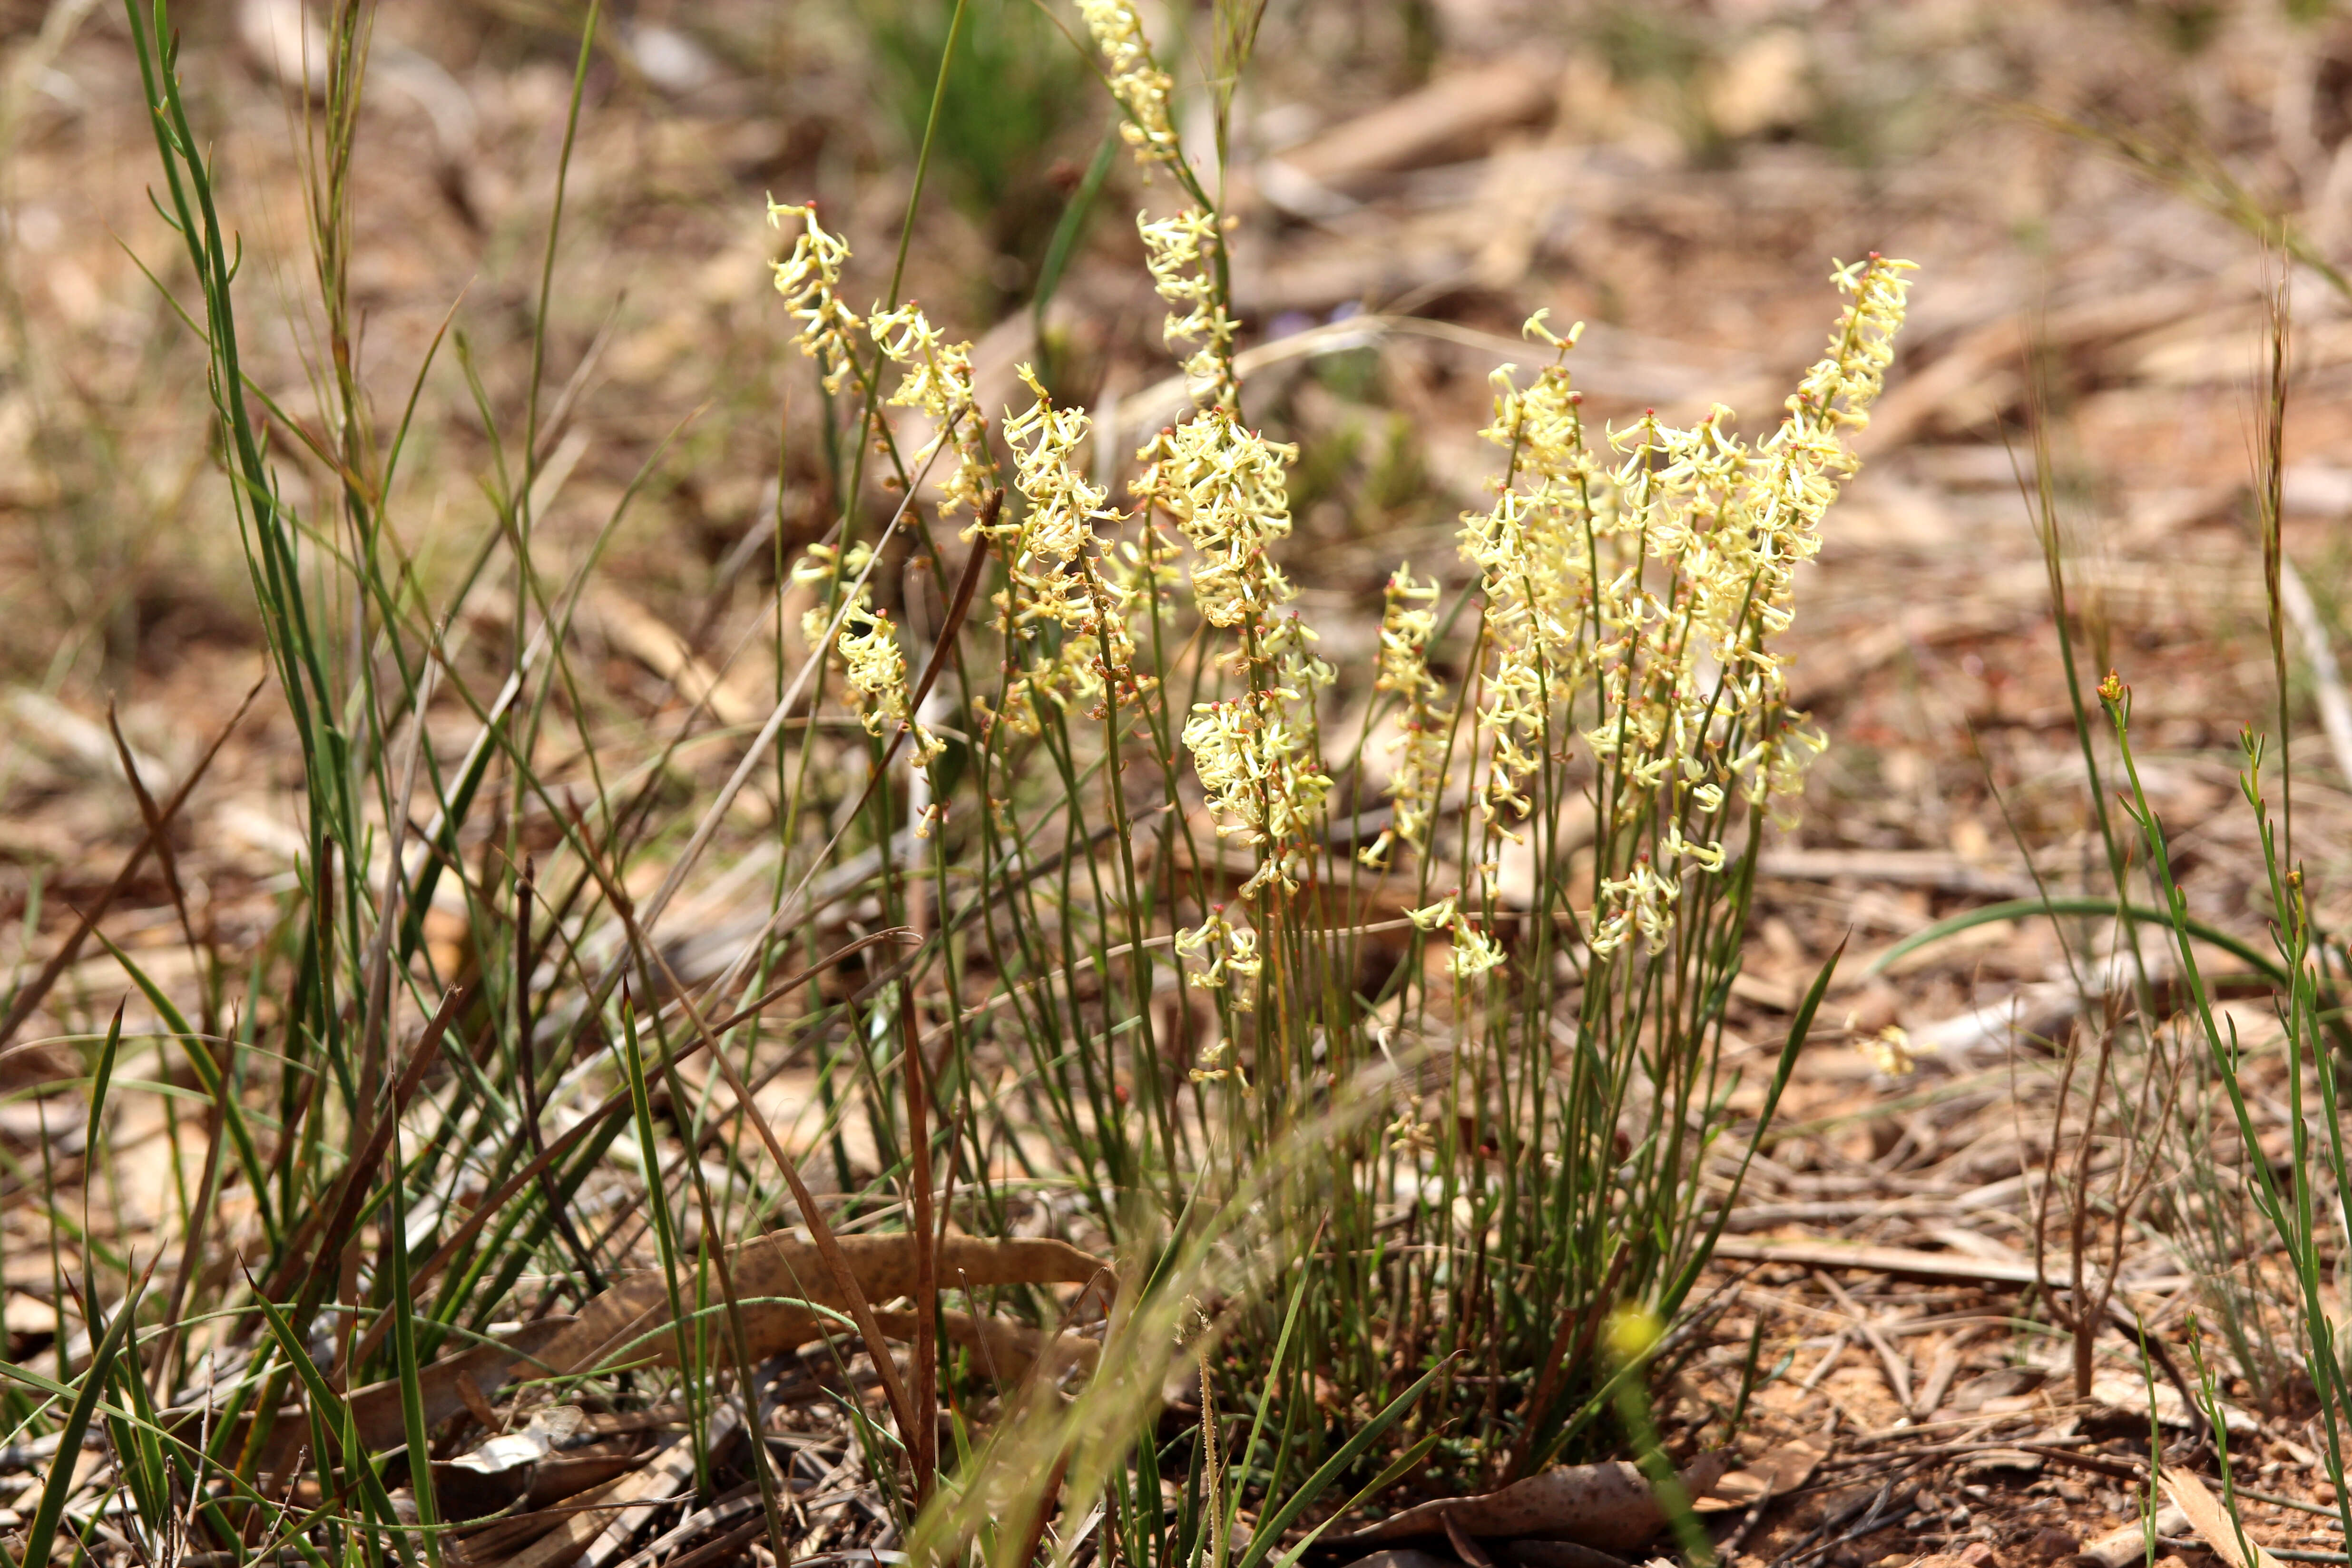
[537,1233,1111,1377]
[1692,1439,1822,1513]
[240,1234,1106,1478]
[191,1316,576,1478]
[1325,1453,1731,1555]
[445,1404,588,1478]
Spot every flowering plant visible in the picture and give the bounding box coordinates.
[764,0,1915,1480]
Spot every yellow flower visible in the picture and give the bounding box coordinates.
[1180,695,1331,884]
[1176,906,1262,1009]
[1140,408,1334,880]
[837,605,944,767]
[868,301,993,517]
[1449,928,1506,981]
[1078,0,1178,167]
[1455,260,1916,959]
[1859,1024,1931,1078]
[1138,208,1238,395]
[766,200,862,394]
[1362,565,1453,870]
[791,542,942,770]
[1404,894,1458,932]
[1134,410,1303,633]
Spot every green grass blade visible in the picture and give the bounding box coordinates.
[1267,1432,1442,1568]
[248,1279,416,1565]
[1866,895,2286,984]
[16,1273,140,1568]
[1230,1357,1449,1568]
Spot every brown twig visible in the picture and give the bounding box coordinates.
[901,989,938,1504]
[0,675,262,1050]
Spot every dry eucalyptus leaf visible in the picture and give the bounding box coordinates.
[1340,1553,1462,1568]
[2161,1470,2286,1568]
[870,1308,1098,1386]
[537,1233,1110,1377]
[1326,1453,1731,1554]
[227,1317,576,1477]
[1695,1439,1823,1513]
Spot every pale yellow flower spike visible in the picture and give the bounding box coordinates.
[788,541,944,774]
[766,200,862,395]
[1139,405,1334,892]
[1078,0,1179,167]
[1454,255,1917,960]
[1362,564,1451,870]
[869,302,992,519]
[990,364,1141,734]
[1139,208,1239,401]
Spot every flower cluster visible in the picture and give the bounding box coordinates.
[1078,0,1178,167]
[1139,209,1240,402]
[1175,904,1262,1010]
[771,202,1000,515]
[1137,409,1334,894]
[1455,260,1915,960]
[1404,891,1504,982]
[1134,411,1302,631]
[869,302,993,518]
[1459,327,1597,833]
[1362,564,1451,870]
[1075,7,1239,407]
[1792,255,1917,440]
[794,544,943,770]
[1001,366,1115,628]
[1181,693,1332,898]
[986,366,1142,735]
[767,200,862,395]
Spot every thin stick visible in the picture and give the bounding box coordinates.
[2275,558,2352,790]
[902,990,938,1502]
[0,676,262,1049]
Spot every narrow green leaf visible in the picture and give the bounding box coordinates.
[19,1277,140,1568]
[1867,896,2283,985]
[1231,1358,1450,1568]
[1269,1432,1443,1568]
